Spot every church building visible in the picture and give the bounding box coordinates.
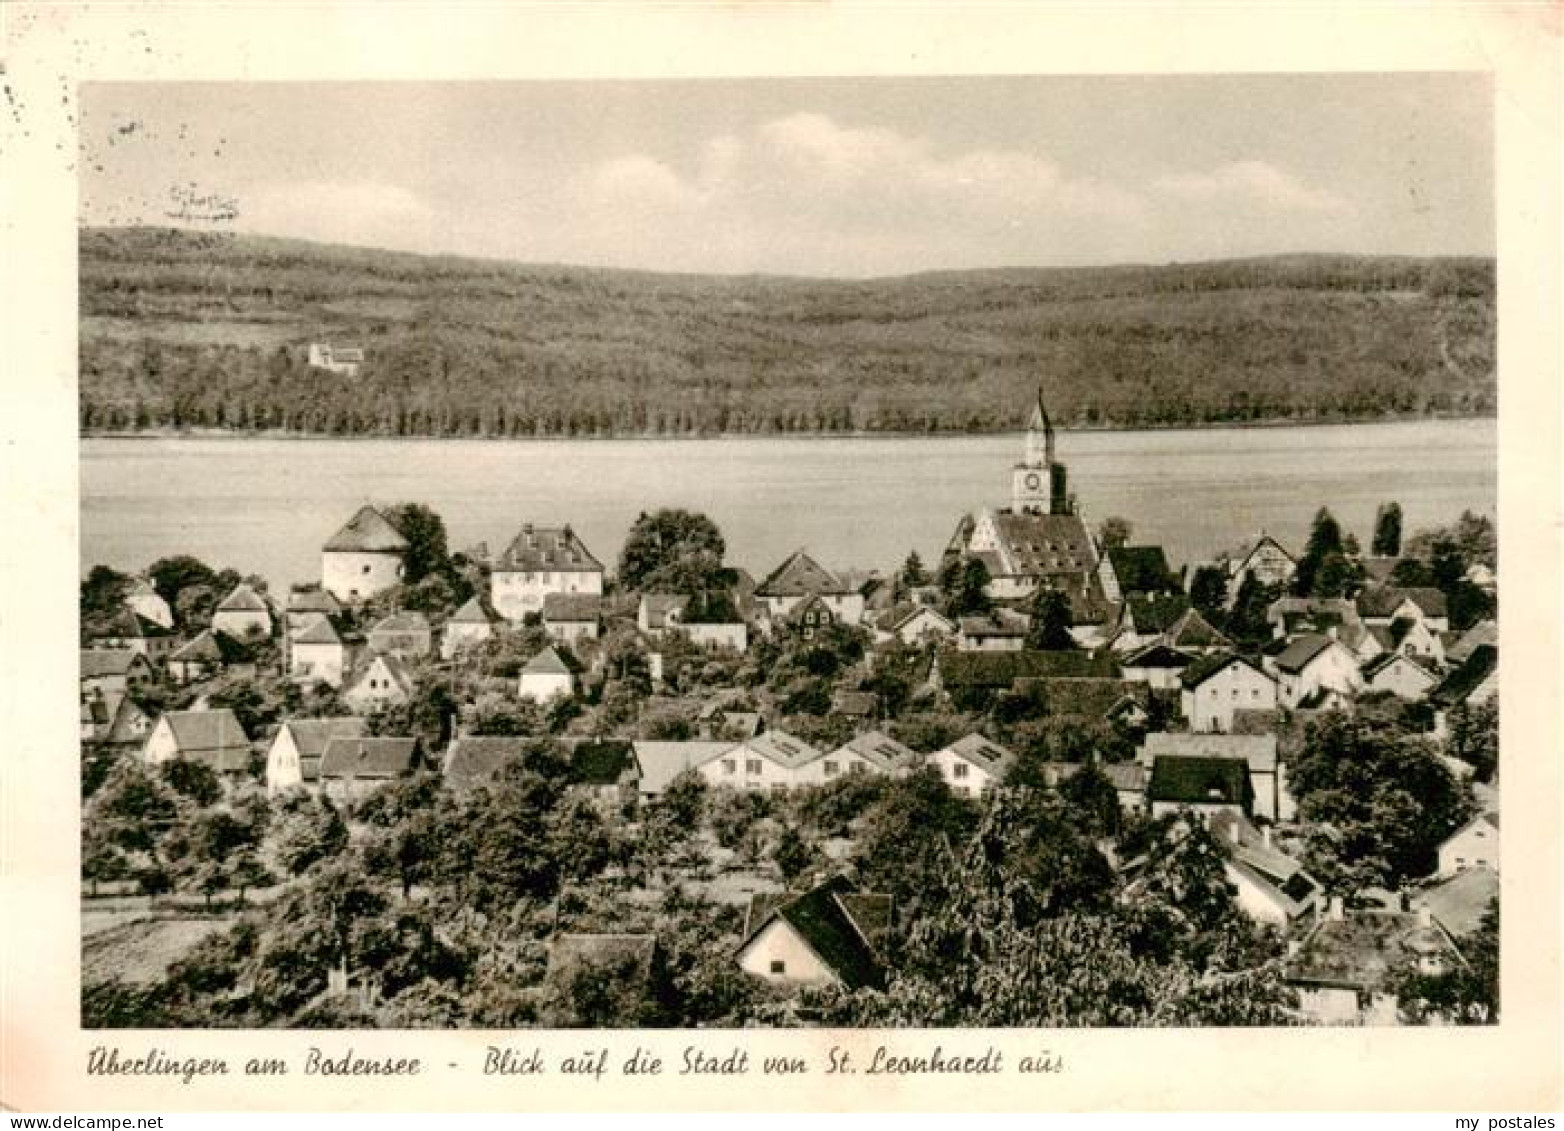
[948,388,1104,614]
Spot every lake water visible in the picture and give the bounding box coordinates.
[80,419,1496,592]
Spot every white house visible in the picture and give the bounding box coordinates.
[307,343,364,376]
[698,730,822,793]
[1362,652,1439,701]
[123,577,174,630]
[1210,813,1322,930]
[321,505,407,604]
[736,877,891,991]
[1268,634,1362,709]
[1358,585,1450,634]
[518,646,578,702]
[490,524,604,623]
[1180,654,1278,733]
[929,733,1014,798]
[1226,532,1296,596]
[211,582,272,640]
[957,609,1030,652]
[441,595,501,659]
[341,653,415,712]
[638,593,689,636]
[542,593,602,645]
[1437,812,1499,877]
[318,736,424,807]
[142,709,252,775]
[81,648,155,700]
[289,616,348,688]
[879,605,956,647]
[264,716,367,795]
[754,550,865,627]
[1139,731,1291,822]
[817,730,918,784]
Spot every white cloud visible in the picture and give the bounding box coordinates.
[1152,160,1349,215]
[237,180,437,251]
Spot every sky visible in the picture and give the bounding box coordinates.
[79,74,1493,277]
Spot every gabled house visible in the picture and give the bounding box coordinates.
[737,876,893,991]
[1445,619,1497,666]
[1266,597,1361,641]
[1111,593,1191,653]
[1421,866,1499,945]
[930,733,1014,797]
[1160,607,1231,654]
[86,608,177,664]
[490,524,604,623]
[367,611,433,661]
[440,595,501,659]
[754,550,864,628]
[700,730,823,793]
[166,628,248,685]
[1103,762,1149,815]
[264,716,368,795]
[1024,677,1151,729]
[284,586,342,637]
[784,592,843,640]
[957,608,1030,652]
[341,652,416,712]
[630,741,736,800]
[1226,532,1296,595]
[321,505,407,604]
[1119,643,1196,691]
[442,735,538,792]
[1285,903,1459,1025]
[568,740,639,810]
[1357,585,1450,634]
[1146,755,1252,820]
[289,616,348,688]
[81,648,155,700]
[1139,731,1290,821]
[1437,811,1499,877]
[142,708,252,775]
[821,730,918,782]
[318,736,424,806]
[1179,653,1277,733]
[1268,634,1362,709]
[100,695,155,752]
[1098,545,1181,604]
[1361,652,1439,701]
[1209,813,1322,930]
[543,593,603,645]
[518,646,579,702]
[638,593,689,635]
[879,604,956,647]
[211,583,272,641]
[123,577,174,630]
[1430,644,1498,738]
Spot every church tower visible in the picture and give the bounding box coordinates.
[1013,386,1071,515]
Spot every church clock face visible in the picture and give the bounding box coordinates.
[1024,471,1042,491]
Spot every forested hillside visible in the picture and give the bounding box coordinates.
[79,227,1495,437]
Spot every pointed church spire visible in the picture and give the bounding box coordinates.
[1027,384,1052,437]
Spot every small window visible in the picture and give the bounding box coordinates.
[746,759,762,775]
[770,960,785,974]
[823,761,839,777]
[953,763,970,779]
[722,759,736,775]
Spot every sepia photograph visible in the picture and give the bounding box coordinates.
[68,71,1505,1034]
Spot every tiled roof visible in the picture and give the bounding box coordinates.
[1101,762,1147,792]
[169,629,246,665]
[888,605,954,635]
[1362,651,1438,683]
[959,608,1030,638]
[494,525,603,573]
[1446,619,1498,665]
[1122,643,1196,670]
[349,653,416,695]
[370,611,431,636]
[291,617,342,646]
[1147,755,1251,807]
[740,730,823,771]
[216,583,268,613]
[543,593,602,622]
[1273,634,1337,674]
[1431,644,1497,706]
[742,876,889,991]
[1286,911,1456,991]
[323,505,407,554]
[1421,866,1499,941]
[160,709,252,772]
[832,730,916,772]
[278,717,367,760]
[640,593,689,630]
[90,608,171,640]
[443,735,534,790]
[988,511,1094,578]
[631,741,735,794]
[447,594,500,625]
[1126,593,1190,635]
[80,648,141,679]
[287,588,342,615]
[1109,546,1180,595]
[522,646,579,676]
[319,736,421,779]
[941,733,1015,776]
[1180,652,1270,690]
[1141,730,1278,774]
[1163,608,1231,649]
[756,549,847,598]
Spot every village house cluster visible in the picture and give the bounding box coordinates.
[80,392,1499,1022]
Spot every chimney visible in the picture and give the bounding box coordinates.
[1226,820,1242,846]
[1328,895,1345,922]
[1416,903,1433,929]
[1261,825,1273,849]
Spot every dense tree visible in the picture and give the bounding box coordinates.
[1224,574,1278,647]
[1025,587,1075,650]
[1446,700,1499,783]
[618,509,726,593]
[1371,502,1404,557]
[1290,713,1474,889]
[1097,516,1133,552]
[385,503,455,588]
[268,791,349,877]
[81,564,133,622]
[897,550,929,594]
[943,557,993,619]
[1188,565,1228,622]
[1293,507,1359,598]
[853,767,977,921]
[1392,896,1498,1024]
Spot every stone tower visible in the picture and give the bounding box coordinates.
[1012,386,1071,515]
